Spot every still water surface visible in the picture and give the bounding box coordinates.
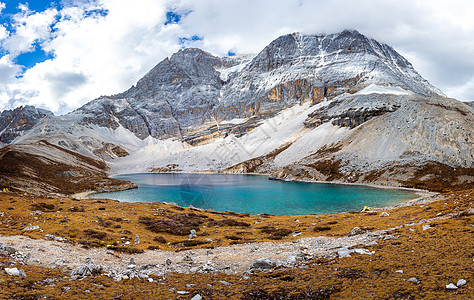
[91,173,418,216]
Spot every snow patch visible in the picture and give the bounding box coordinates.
[356,84,413,96]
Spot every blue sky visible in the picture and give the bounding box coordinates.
[0,0,473,114]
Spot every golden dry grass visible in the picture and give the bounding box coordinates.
[0,188,472,299]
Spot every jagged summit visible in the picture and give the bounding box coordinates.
[61,30,445,143]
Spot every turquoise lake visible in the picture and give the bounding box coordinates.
[91,173,418,216]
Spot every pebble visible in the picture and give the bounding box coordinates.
[395,270,403,274]
[177,291,188,295]
[446,283,458,290]
[379,212,389,217]
[148,278,154,283]
[4,267,26,277]
[457,279,466,287]
[191,295,203,300]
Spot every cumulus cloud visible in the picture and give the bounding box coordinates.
[0,0,474,115]
[2,6,58,55]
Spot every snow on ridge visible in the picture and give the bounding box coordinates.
[217,56,254,82]
[356,84,414,96]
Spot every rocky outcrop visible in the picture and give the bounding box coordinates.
[304,100,401,129]
[0,106,53,145]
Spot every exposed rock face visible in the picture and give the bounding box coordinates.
[7,30,474,190]
[18,30,443,145]
[0,106,53,145]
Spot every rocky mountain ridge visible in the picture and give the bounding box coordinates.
[3,30,474,189]
[0,106,53,145]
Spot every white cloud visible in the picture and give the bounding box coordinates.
[2,6,58,55]
[0,25,7,41]
[1,0,474,114]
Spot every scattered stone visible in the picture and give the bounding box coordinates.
[44,234,70,243]
[336,248,352,258]
[191,294,203,300]
[407,277,420,284]
[286,256,298,265]
[4,267,26,277]
[124,241,131,245]
[422,225,432,231]
[0,244,17,255]
[190,267,199,272]
[395,270,404,274]
[219,280,231,285]
[22,225,40,231]
[348,227,366,236]
[379,212,389,217]
[148,278,154,283]
[457,279,466,287]
[249,258,275,270]
[177,291,188,295]
[71,258,102,277]
[189,229,198,239]
[446,283,458,290]
[134,235,140,244]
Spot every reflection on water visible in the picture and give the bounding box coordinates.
[91,173,418,216]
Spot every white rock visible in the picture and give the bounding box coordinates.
[286,256,298,265]
[249,258,275,270]
[395,270,404,274]
[457,279,466,287]
[177,291,188,295]
[191,295,203,300]
[422,225,432,231]
[22,225,40,231]
[148,278,154,283]
[379,212,389,217]
[5,267,26,277]
[124,241,131,245]
[407,277,420,284]
[446,283,458,290]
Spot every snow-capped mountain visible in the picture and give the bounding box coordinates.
[8,30,474,187]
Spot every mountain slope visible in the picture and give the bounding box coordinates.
[0,140,135,195]
[9,30,474,189]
